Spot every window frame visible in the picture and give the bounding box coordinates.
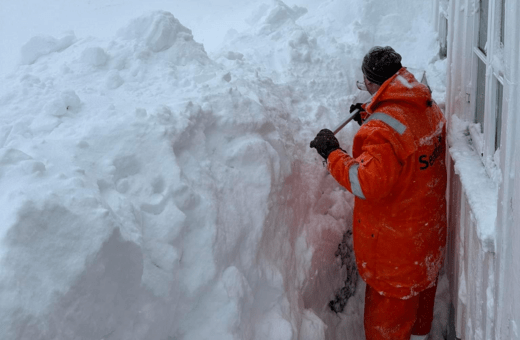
[467,0,506,178]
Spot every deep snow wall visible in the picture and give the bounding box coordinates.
[0,1,447,339]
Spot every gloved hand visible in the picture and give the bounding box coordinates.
[310,129,340,160]
[349,103,365,126]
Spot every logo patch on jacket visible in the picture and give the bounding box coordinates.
[419,136,444,170]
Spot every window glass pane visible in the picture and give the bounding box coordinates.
[495,80,503,150]
[479,0,489,53]
[500,0,506,45]
[440,15,448,58]
[475,57,486,131]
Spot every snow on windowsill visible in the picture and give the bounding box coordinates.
[448,115,497,253]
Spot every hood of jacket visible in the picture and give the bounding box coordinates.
[365,67,432,115]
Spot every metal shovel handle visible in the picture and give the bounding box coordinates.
[332,108,361,135]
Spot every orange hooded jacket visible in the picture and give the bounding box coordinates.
[327,67,447,299]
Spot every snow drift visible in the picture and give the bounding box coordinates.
[0,1,448,339]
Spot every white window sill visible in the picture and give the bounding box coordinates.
[448,115,498,253]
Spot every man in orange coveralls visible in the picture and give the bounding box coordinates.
[310,46,447,340]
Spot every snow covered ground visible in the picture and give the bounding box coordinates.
[0,0,449,339]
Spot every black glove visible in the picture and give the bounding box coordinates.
[310,129,340,160]
[349,103,365,126]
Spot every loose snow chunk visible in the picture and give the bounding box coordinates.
[81,47,109,67]
[118,11,194,53]
[263,2,307,28]
[117,11,209,66]
[106,70,124,89]
[20,33,76,65]
[44,90,82,116]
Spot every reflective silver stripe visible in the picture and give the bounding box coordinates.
[349,163,366,200]
[364,112,407,135]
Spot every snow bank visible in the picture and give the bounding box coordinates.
[0,1,449,339]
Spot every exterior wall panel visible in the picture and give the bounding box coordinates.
[446,157,496,339]
[438,0,520,339]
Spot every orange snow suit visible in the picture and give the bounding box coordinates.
[364,279,438,339]
[327,67,447,300]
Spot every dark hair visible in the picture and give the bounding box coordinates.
[362,46,402,85]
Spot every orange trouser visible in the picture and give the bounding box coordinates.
[364,281,438,340]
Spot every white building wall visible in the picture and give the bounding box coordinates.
[495,1,520,338]
[446,165,496,339]
[434,0,520,339]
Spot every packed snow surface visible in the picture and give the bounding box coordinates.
[0,0,449,339]
[448,116,498,252]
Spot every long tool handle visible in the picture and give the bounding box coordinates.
[332,109,360,135]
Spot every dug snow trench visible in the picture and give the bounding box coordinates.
[0,1,449,339]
